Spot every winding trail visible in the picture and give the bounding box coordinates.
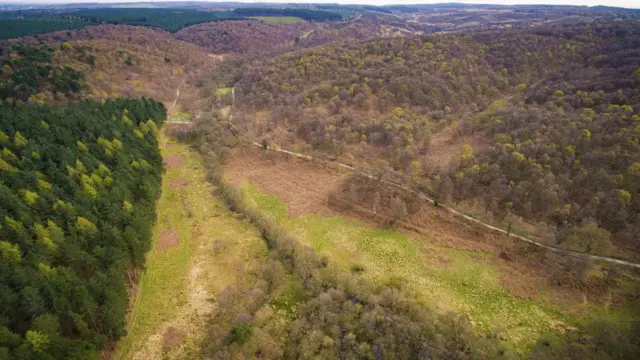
[226,82,640,270]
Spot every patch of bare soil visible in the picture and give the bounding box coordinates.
[162,326,186,352]
[164,155,184,169]
[158,228,180,251]
[168,178,190,189]
[225,147,345,217]
[425,128,488,170]
[207,53,225,62]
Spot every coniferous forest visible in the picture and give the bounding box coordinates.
[0,98,165,359]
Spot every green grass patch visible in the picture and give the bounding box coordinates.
[168,112,191,123]
[238,183,628,354]
[249,16,304,23]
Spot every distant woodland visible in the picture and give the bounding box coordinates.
[71,8,243,33]
[0,20,90,40]
[233,8,344,21]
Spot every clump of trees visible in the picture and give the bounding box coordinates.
[0,97,166,359]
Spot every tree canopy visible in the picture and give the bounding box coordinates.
[0,98,165,359]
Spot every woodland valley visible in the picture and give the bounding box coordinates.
[1,2,640,360]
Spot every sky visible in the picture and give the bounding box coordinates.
[4,0,638,9]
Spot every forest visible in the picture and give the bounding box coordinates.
[233,8,344,22]
[0,98,166,359]
[222,21,640,259]
[1,3,640,360]
[0,20,90,41]
[0,44,85,103]
[0,8,245,39]
[71,8,243,33]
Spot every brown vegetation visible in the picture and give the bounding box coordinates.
[175,20,309,55]
[168,178,190,189]
[164,155,184,169]
[158,228,180,251]
[225,147,343,217]
[162,326,187,352]
[13,25,219,106]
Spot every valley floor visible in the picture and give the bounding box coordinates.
[115,133,638,358]
[114,133,268,360]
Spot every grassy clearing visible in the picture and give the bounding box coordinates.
[216,87,232,96]
[238,183,625,354]
[115,135,268,360]
[249,16,304,23]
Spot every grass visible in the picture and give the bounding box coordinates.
[216,87,232,98]
[238,183,631,354]
[114,134,268,360]
[249,16,304,23]
[168,112,191,123]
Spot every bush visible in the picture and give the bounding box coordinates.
[227,324,252,344]
[350,263,365,273]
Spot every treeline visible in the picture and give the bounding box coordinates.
[0,8,246,38]
[0,98,166,359]
[233,8,343,21]
[0,44,85,104]
[174,20,309,55]
[71,8,243,32]
[0,20,90,41]
[315,4,393,14]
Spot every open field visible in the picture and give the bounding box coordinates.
[114,133,268,360]
[225,146,639,353]
[249,16,304,23]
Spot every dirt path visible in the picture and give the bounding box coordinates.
[168,77,186,114]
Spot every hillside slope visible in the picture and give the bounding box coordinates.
[222,21,640,257]
[175,20,309,54]
[4,25,218,108]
